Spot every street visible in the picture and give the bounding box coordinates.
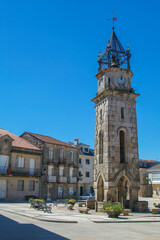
[0,210,160,240]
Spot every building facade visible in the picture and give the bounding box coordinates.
[148,163,160,199]
[73,138,94,196]
[0,129,41,200]
[92,29,140,209]
[21,132,79,200]
[139,159,159,197]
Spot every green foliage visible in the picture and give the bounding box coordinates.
[153,203,160,207]
[103,203,124,212]
[29,198,45,203]
[68,198,76,204]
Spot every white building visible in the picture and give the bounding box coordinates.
[73,138,94,196]
[148,163,160,198]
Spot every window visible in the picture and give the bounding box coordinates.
[99,131,103,164]
[121,107,124,119]
[79,158,81,164]
[18,157,24,168]
[59,166,64,177]
[84,148,89,153]
[60,150,63,161]
[49,148,53,160]
[120,130,125,163]
[79,171,82,177]
[86,159,90,165]
[90,187,94,193]
[70,152,73,162]
[152,172,160,181]
[108,78,111,86]
[17,180,24,191]
[48,166,53,176]
[100,109,102,121]
[86,172,90,177]
[69,167,73,177]
[29,180,35,191]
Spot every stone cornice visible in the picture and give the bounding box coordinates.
[91,89,140,105]
[95,68,133,79]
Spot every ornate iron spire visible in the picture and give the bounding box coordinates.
[97,29,131,72]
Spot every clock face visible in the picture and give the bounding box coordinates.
[99,78,103,86]
[117,75,125,85]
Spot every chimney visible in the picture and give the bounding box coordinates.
[74,138,79,146]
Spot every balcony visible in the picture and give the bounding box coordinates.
[47,158,55,164]
[0,166,41,177]
[47,175,57,183]
[68,177,77,183]
[68,161,74,166]
[58,176,67,183]
[59,158,66,164]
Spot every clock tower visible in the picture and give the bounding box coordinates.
[92,29,140,209]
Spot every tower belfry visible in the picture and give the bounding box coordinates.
[92,27,140,210]
[97,30,131,71]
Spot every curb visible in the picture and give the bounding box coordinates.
[1,208,160,224]
[0,209,78,223]
[91,220,160,223]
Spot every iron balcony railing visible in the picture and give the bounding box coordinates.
[0,166,41,176]
[68,177,77,183]
[59,158,66,164]
[47,158,55,164]
[47,175,57,183]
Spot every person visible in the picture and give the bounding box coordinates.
[7,164,11,174]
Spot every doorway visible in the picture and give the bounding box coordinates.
[80,186,83,196]
[0,180,6,198]
[118,176,129,207]
[47,186,52,201]
[97,176,104,201]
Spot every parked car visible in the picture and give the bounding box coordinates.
[79,193,95,200]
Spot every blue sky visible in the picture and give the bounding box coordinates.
[1,0,160,160]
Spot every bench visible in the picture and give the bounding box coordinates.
[53,200,68,207]
[78,202,86,207]
[30,200,52,213]
[30,200,39,209]
[123,209,131,216]
[78,207,90,214]
[152,208,160,214]
[38,202,52,213]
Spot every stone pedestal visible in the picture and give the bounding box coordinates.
[95,201,106,212]
[134,201,148,213]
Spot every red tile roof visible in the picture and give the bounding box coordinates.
[0,129,40,151]
[139,159,159,163]
[25,132,78,149]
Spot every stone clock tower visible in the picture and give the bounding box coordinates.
[92,29,140,209]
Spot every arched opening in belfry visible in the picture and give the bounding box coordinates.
[97,175,104,201]
[120,130,125,163]
[118,176,130,207]
[99,131,103,164]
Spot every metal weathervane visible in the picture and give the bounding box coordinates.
[106,13,117,30]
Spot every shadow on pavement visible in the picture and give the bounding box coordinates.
[0,214,69,240]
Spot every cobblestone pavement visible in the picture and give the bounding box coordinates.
[0,197,160,223]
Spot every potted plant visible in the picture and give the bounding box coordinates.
[153,203,160,208]
[103,203,124,218]
[68,198,76,206]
